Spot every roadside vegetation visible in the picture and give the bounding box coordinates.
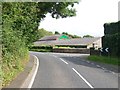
[88,21,120,67]
[88,55,120,66]
[2,2,78,87]
[103,21,120,58]
[29,46,53,52]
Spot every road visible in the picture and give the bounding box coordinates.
[30,52,118,88]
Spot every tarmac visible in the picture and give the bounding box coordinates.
[1,52,119,89]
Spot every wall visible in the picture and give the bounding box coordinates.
[90,49,100,56]
[87,38,102,49]
[53,48,90,54]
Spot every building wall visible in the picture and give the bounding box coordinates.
[95,37,102,48]
[87,38,102,49]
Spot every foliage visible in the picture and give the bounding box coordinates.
[83,35,94,38]
[29,46,53,52]
[37,28,53,39]
[88,55,119,66]
[37,2,77,19]
[103,21,120,57]
[62,32,81,38]
[2,2,78,87]
[55,31,60,35]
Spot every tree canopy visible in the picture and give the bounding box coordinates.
[38,28,53,39]
[2,2,78,86]
[83,35,94,38]
[55,31,60,35]
[62,32,81,38]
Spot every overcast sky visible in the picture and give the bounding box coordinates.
[39,0,119,37]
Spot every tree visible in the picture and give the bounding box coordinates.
[55,31,60,35]
[37,28,53,39]
[62,32,68,35]
[2,2,78,86]
[62,32,81,38]
[37,2,78,19]
[83,35,94,38]
[72,35,81,38]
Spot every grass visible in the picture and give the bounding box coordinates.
[87,55,120,66]
[2,55,29,87]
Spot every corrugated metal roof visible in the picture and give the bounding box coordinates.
[34,37,101,46]
[39,35,63,41]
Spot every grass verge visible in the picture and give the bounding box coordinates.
[87,55,120,66]
[2,55,29,88]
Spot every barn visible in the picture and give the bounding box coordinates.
[34,34,102,49]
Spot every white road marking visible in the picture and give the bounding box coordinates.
[87,61,90,63]
[72,68,94,88]
[28,55,39,88]
[101,67,105,70]
[60,58,68,65]
[119,74,120,77]
[109,71,115,74]
[112,72,115,74]
[52,55,57,58]
[96,65,100,67]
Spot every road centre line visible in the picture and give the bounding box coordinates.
[72,68,94,88]
[96,65,100,67]
[60,58,68,65]
[86,61,90,63]
[101,67,105,70]
[52,55,68,65]
[52,55,57,58]
[109,71,115,74]
[112,72,115,74]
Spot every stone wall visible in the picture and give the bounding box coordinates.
[53,48,90,54]
[90,49,100,56]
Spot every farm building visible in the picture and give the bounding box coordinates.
[34,34,102,49]
[39,34,70,41]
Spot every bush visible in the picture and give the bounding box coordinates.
[29,46,53,52]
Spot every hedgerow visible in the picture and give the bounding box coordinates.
[2,2,77,87]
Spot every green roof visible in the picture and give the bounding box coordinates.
[59,35,70,40]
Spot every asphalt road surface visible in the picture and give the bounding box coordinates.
[30,52,118,88]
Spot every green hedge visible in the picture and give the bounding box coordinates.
[2,2,39,87]
[103,21,120,57]
[29,46,53,52]
[2,2,77,87]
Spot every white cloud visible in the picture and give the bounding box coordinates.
[39,0,119,37]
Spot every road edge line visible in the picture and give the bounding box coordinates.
[21,55,39,88]
[28,55,39,88]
